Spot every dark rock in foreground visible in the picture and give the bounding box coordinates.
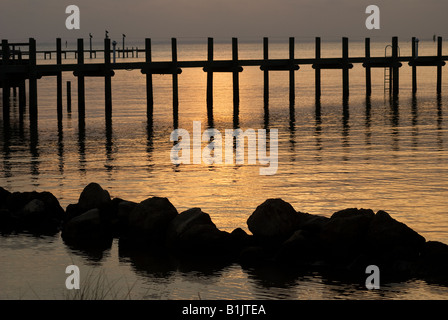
[123,196,178,247]
[0,187,65,234]
[61,208,113,249]
[65,182,112,222]
[3,184,448,286]
[166,208,232,257]
[247,198,304,244]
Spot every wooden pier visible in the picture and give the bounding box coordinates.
[0,36,446,125]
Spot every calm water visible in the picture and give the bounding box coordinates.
[1,38,448,299]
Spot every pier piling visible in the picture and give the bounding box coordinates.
[77,38,85,121]
[232,37,240,113]
[207,37,214,117]
[56,38,63,121]
[145,38,153,120]
[29,38,38,121]
[315,37,321,99]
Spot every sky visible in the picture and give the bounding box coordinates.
[1,0,448,42]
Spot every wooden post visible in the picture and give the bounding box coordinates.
[342,37,349,99]
[392,37,399,97]
[207,37,213,114]
[145,38,153,120]
[2,40,10,119]
[289,37,295,105]
[67,81,72,113]
[172,38,179,119]
[232,37,240,111]
[365,38,372,96]
[437,36,442,94]
[29,38,38,121]
[56,38,63,121]
[412,37,417,95]
[315,37,321,99]
[104,38,112,119]
[263,37,269,104]
[77,38,85,120]
[19,80,26,114]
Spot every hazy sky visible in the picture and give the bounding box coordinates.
[1,0,448,42]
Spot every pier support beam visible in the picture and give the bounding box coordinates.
[263,37,269,105]
[56,38,63,121]
[315,37,321,99]
[104,38,112,119]
[392,37,399,98]
[412,37,417,95]
[2,40,10,120]
[289,37,295,105]
[207,37,214,119]
[172,38,179,127]
[19,80,26,114]
[29,38,38,121]
[437,36,443,94]
[232,37,240,116]
[66,81,72,113]
[342,37,349,99]
[365,38,372,96]
[145,38,153,121]
[77,39,86,121]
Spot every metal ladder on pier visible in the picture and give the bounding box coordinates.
[384,45,392,93]
[384,44,400,93]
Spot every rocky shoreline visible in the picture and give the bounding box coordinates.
[1,182,448,285]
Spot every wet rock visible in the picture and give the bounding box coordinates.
[61,208,113,248]
[0,187,11,207]
[296,212,329,233]
[111,199,138,237]
[125,197,178,247]
[238,246,271,265]
[166,208,231,257]
[320,208,375,262]
[247,199,305,243]
[277,229,324,265]
[418,241,448,283]
[66,183,111,222]
[78,183,111,212]
[0,190,65,234]
[366,210,426,261]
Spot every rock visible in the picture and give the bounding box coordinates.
[228,228,256,257]
[79,183,111,210]
[65,183,112,222]
[418,241,448,283]
[247,199,304,243]
[0,190,65,233]
[0,208,16,232]
[238,246,271,265]
[320,208,375,262]
[366,210,426,261]
[296,213,329,233]
[125,197,178,247]
[0,187,11,208]
[277,229,324,264]
[166,208,231,257]
[61,208,112,248]
[112,199,137,237]
[21,199,46,229]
